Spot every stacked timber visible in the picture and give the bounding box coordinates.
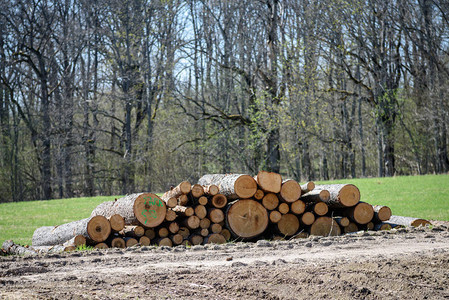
[21,172,432,254]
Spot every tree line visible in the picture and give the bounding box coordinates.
[0,0,448,202]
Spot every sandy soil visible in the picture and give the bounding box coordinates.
[1,225,449,299]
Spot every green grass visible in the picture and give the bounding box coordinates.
[1,174,448,246]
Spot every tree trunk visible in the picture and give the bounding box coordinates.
[198,174,257,199]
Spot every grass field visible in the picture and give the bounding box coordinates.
[1,174,448,246]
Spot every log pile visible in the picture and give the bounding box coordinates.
[16,172,431,254]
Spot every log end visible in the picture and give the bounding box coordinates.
[234,175,258,199]
[211,194,228,208]
[179,181,192,194]
[87,216,111,242]
[339,184,360,207]
[256,171,282,193]
[133,193,166,228]
[262,193,279,211]
[310,216,341,237]
[314,202,329,216]
[227,199,268,239]
[353,202,374,225]
[109,214,125,232]
[191,184,205,198]
[280,179,301,203]
[277,214,300,236]
[291,200,306,215]
[206,233,227,244]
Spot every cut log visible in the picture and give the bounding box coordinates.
[63,235,86,247]
[163,197,178,208]
[388,215,431,227]
[365,222,374,230]
[374,222,392,231]
[210,223,222,234]
[277,214,300,236]
[2,240,37,256]
[90,201,114,217]
[125,237,138,247]
[307,202,328,216]
[178,227,190,239]
[204,184,219,196]
[198,196,208,206]
[198,174,257,199]
[95,243,109,249]
[278,203,290,214]
[158,227,169,238]
[290,200,306,215]
[254,189,265,200]
[32,215,111,246]
[226,199,268,239]
[194,205,207,219]
[300,212,316,226]
[292,231,309,239]
[111,237,126,248]
[221,229,231,241]
[255,171,282,193]
[338,202,374,225]
[200,228,209,237]
[300,189,330,203]
[373,205,392,222]
[139,236,151,246]
[190,235,203,245]
[280,179,301,203]
[313,184,360,208]
[300,182,315,194]
[184,215,201,230]
[310,217,341,236]
[269,210,282,223]
[211,194,227,208]
[343,222,359,233]
[191,184,205,198]
[172,205,194,217]
[200,218,211,229]
[171,234,184,245]
[158,237,173,247]
[162,181,191,200]
[165,209,177,222]
[208,208,225,223]
[262,193,279,210]
[144,229,156,240]
[168,222,180,234]
[205,233,226,244]
[334,217,350,227]
[178,194,189,206]
[109,214,125,232]
[120,225,145,237]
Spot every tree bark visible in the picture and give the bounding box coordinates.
[198,174,257,199]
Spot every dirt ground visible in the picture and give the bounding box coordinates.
[1,225,449,299]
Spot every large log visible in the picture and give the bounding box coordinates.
[255,171,282,193]
[32,215,111,246]
[198,174,257,199]
[309,217,341,236]
[312,184,360,208]
[226,199,268,239]
[280,179,301,203]
[373,205,392,222]
[277,214,300,236]
[337,202,374,225]
[388,215,431,227]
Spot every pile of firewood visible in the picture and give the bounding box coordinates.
[20,172,431,252]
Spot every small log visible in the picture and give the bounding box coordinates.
[168,222,180,234]
[199,218,211,229]
[255,170,282,193]
[178,227,190,239]
[172,205,194,217]
[210,223,222,234]
[254,189,265,200]
[163,197,178,208]
[291,200,306,215]
[211,194,227,208]
[205,233,227,244]
[365,222,374,230]
[162,181,191,200]
[343,222,359,233]
[200,228,209,237]
[300,212,316,226]
[171,234,184,245]
[300,190,330,203]
[158,227,169,238]
[204,184,219,196]
[139,236,151,246]
[313,184,360,208]
[307,202,328,216]
[125,237,138,247]
[95,243,109,249]
[374,222,392,231]
[221,229,231,241]
[198,174,258,199]
[109,214,125,232]
[120,225,145,237]
[191,184,205,198]
[165,209,177,222]
[310,217,341,236]
[388,215,431,227]
[278,203,290,214]
[277,214,300,236]
[226,199,268,239]
[198,196,208,206]
[144,229,156,240]
[208,208,225,223]
[269,210,282,223]
[178,194,189,206]
[280,179,301,203]
[300,182,315,194]
[158,237,173,247]
[190,235,204,245]
[334,217,350,227]
[63,235,86,247]
[111,237,126,248]
[338,202,374,225]
[262,193,279,210]
[2,240,37,256]
[373,205,392,222]
[184,215,201,230]
[195,205,208,219]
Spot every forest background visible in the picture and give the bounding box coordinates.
[0,0,448,202]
